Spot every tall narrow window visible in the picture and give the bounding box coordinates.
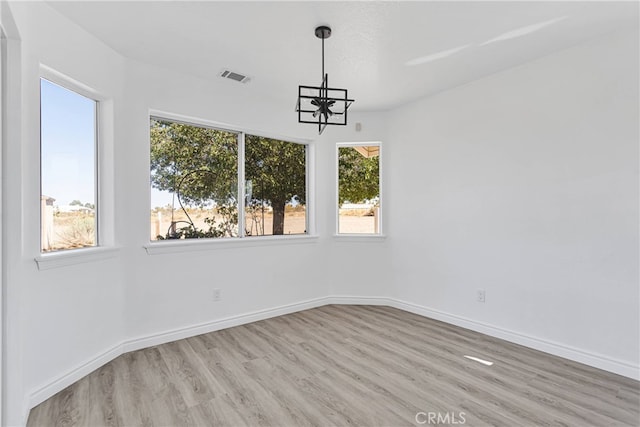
[149,117,307,241]
[337,143,381,235]
[40,79,97,252]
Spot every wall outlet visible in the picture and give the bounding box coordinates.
[213,288,221,302]
[477,290,486,303]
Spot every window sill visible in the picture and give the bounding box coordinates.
[333,234,387,242]
[144,234,319,255]
[35,246,120,271]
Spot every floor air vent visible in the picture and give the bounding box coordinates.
[219,69,251,84]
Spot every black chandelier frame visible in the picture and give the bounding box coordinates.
[296,26,354,135]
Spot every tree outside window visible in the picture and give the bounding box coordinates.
[150,118,307,240]
[337,144,381,234]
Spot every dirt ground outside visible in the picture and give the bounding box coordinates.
[43,212,96,252]
[150,206,307,239]
[150,206,377,239]
[40,206,377,251]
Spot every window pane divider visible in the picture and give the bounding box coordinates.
[238,132,246,238]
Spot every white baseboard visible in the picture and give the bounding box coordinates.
[121,296,332,353]
[25,295,331,422]
[326,295,391,306]
[26,343,124,413]
[25,294,639,425]
[330,295,640,381]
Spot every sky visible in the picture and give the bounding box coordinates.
[40,79,96,207]
[151,187,174,209]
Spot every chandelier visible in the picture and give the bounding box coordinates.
[296,26,354,135]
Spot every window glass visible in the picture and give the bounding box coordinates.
[40,78,97,252]
[150,118,308,241]
[150,118,239,240]
[338,144,381,234]
[245,135,306,236]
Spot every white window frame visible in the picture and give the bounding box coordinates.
[145,110,316,254]
[335,141,385,240]
[35,66,118,270]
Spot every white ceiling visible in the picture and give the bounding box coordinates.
[47,1,638,112]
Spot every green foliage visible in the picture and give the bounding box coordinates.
[245,135,306,207]
[150,119,238,206]
[69,200,83,206]
[338,147,380,205]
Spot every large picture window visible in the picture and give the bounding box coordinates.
[337,143,381,235]
[150,117,307,240]
[40,78,98,252]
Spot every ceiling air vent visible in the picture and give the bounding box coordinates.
[219,69,251,84]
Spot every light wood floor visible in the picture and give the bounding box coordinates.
[27,305,639,426]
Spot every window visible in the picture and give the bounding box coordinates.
[337,143,381,235]
[150,117,307,241]
[40,78,98,252]
[244,134,307,236]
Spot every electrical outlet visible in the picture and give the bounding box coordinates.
[477,290,486,303]
[213,288,221,302]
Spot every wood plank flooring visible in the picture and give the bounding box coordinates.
[27,305,640,426]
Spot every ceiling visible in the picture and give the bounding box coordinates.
[47,1,638,112]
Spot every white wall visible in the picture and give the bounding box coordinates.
[120,59,388,343]
[386,27,639,373]
[3,3,127,425]
[2,2,389,424]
